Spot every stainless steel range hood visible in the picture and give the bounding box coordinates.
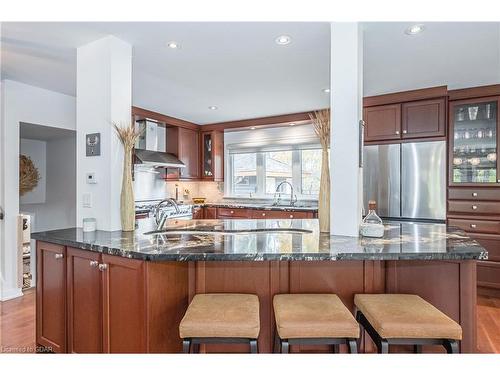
[134,119,185,168]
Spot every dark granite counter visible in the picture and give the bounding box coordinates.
[32,219,488,262]
[196,202,318,213]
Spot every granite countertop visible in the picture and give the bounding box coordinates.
[32,219,488,262]
[197,202,318,212]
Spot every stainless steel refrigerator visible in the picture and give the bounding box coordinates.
[363,141,446,221]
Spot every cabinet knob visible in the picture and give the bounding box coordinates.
[402,130,407,134]
[98,263,108,271]
[472,205,478,210]
[262,213,266,217]
[472,192,478,197]
[54,253,64,259]
[89,260,99,267]
[395,131,400,135]
[289,215,294,219]
[470,224,477,229]
[230,210,234,214]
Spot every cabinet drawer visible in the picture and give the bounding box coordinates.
[251,210,312,219]
[448,188,500,201]
[448,200,500,216]
[472,235,500,262]
[217,207,250,218]
[477,261,500,290]
[448,218,500,235]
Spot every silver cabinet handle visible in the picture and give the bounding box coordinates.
[98,263,108,271]
[90,260,99,267]
[402,130,407,134]
[472,205,478,210]
[54,253,64,259]
[470,224,477,229]
[395,130,400,135]
[472,192,478,197]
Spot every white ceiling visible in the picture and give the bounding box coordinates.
[1,22,331,124]
[2,22,500,125]
[363,22,500,96]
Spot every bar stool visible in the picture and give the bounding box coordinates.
[179,293,260,353]
[273,294,360,353]
[354,294,462,354]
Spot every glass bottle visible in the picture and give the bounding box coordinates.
[363,201,383,225]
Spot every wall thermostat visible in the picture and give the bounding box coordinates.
[86,133,101,156]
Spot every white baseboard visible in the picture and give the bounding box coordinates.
[0,287,23,301]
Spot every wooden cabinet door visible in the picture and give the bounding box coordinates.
[204,207,217,219]
[402,98,445,138]
[101,255,147,353]
[251,210,313,219]
[192,206,204,219]
[179,127,200,179]
[66,248,102,353]
[364,104,401,142]
[36,241,66,353]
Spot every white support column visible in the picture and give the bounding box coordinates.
[76,36,132,231]
[330,22,363,236]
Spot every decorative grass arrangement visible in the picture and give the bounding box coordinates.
[19,155,40,196]
[309,109,330,233]
[113,121,144,231]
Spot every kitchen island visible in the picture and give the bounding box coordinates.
[32,219,487,354]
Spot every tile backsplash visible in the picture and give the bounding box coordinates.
[133,166,224,203]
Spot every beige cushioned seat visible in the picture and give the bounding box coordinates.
[354,294,462,340]
[179,294,260,339]
[273,294,360,339]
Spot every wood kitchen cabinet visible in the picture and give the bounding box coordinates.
[364,104,402,142]
[36,242,67,353]
[67,248,102,353]
[251,210,314,219]
[166,126,200,180]
[201,130,224,181]
[402,98,446,138]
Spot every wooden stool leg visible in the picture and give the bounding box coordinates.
[182,339,191,354]
[414,345,422,353]
[274,333,280,353]
[444,340,459,354]
[250,339,258,354]
[281,340,289,354]
[348,339,358,354]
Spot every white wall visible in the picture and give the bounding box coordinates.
[76,36,132,232]
[0,79,76,300]
[20,136,76,232]
[19,138,47,204]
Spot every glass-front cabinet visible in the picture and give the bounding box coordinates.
[201,130,224,181]
[450,97,499,185]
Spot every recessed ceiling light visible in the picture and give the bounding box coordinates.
[405,24,425,35]
[275,35,291,45]
[322,88,330,93]
[208,106,218,110]
[167,41,180,49]
[250,127,257,130]
[289,123,296,126]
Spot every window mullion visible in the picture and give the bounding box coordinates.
[292,150,302,196]
[256,152,265,197]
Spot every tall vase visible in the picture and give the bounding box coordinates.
[120,147,135,231]
[318,147,330,233]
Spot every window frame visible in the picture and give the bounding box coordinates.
[226,146,323,200]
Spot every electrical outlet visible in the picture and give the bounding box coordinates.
[82,193,92,208]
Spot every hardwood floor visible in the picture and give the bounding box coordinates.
[0,288,36,353]
[1,288,499,353]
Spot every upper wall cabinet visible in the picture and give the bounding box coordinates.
[364,104,402,142]
[201,130,224,181]
[165,126,200,180]
[402,98,446,139]
[363,86,448,143]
